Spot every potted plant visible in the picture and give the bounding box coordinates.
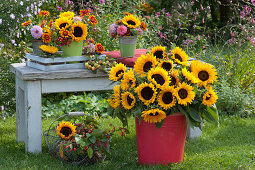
[107,46,219,165]
[108,12,147,58]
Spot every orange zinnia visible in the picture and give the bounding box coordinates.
[80,9,91,17]
[95,43,105,53]
[42,33,51,43]
[39,10,50,17]
[21,20,32,27]
[89,15,98,25]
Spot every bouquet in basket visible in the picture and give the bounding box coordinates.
[107,45,219,128]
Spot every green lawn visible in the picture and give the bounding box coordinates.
[0,116,255,169]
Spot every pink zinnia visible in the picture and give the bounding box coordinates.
[252,0,255,5]
[117,25,127,36]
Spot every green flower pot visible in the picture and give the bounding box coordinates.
[62,41,83,57]
[119,36,137,58]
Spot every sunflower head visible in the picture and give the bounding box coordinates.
[151,45,166,61]
[175,82,196,106]
[121,92,136,110]
[59,11,74,19]
[171,47,189,66]
[147,67,170,88]
[141,108,166,124]
[135,82,157,106]
[57,121,76,140]
[169,70,180,86]
[55,17,72,30]
[134,53,157,76]
[71,21,88,42]
[122,14,141,29]
[109,63,127,81]
[108,85,121,109]
[40,45,58,54]
[120,68,136,90]
[157,86,176,110]
[158,60,173,72]
[182,67,199,84]
[202,89,218,106]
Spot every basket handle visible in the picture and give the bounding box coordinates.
[68,112,86,117]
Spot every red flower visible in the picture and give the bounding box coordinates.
[95,43,105,53]
[80,9,91,17]
[89,15,98,25]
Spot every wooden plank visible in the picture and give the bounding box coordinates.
[41,77,115,93]
[24,80,42,153]
[26,61,85,71]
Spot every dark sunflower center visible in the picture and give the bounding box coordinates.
[116,70,124,77]
[154,51,163,59]
[152,74,165,85]
[175,54,183,62]
[73,27,83,37]
[162,92,173,104]
[178,89,188,99]
[149,112,159,116]
[141,87,154,100]
[60,127,72,137]
[198,71,209,81]
[143,61,152,72]
[127,95,133,106]
[127,20,136,25]
[206,94,211,100]
[59,23,67,29]
[162,62,172,71]
[170,76,177,86]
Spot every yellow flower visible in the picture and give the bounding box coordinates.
[171,47,189,66]
[42,33,51,43]
[71,21,88,42]
[59,29,70,38]
[141,108,166,124]
[157,86,176,110]
[182,67,199,84]
[175,82,196,106]
[55,17,72,30]
[120,68,136,90]
[191,60,217,87]
[122,14,141,29]
[108,85,121,109]
[121,91,136,110]
[147,67,170,89]
[202,90,218,106]
[134,53,157,76]
[40,45,58,54]
[151,45,166,61]
[135,82,157,106]
[57,121,76,140]
[109,63,127,81]
[158,60,174,72]
[59,11,74,19]
[169,70,180,86]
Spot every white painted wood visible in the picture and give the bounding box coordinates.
[41,78,115,93]
[186,123,202,139]
[24,80,42,153]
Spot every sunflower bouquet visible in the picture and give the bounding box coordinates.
[107,45,219,128]
[109,12,147,39]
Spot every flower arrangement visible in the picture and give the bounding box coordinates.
[109,13,147,39]
[107,46,219,128]
[44,114,127,165]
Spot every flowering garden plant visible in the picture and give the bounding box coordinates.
[109,12,147,39]
[107,45,219,128]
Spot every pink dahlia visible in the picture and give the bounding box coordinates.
[31,25,43,39]
[117,25,127,36]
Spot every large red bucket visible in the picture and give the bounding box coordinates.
[135,112,187,165]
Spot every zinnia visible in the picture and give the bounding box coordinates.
[31,25,43,39]
[117,25,127,36]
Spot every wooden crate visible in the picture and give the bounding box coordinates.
[25,53,105,71]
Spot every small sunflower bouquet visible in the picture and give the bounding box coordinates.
[107,45,219,128]
[109,12,147,39]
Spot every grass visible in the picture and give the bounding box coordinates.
[0,116,255,169]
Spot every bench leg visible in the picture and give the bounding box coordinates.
[24,81,42,153]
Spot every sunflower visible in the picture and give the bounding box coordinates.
[109,63,127,81]
[121,92,136,110]
[157,86,176,110]
[182,68,199,84]
[191,60,217,87]
[134,53,157,76]
[171,47,189,66]
[122,14,141,29]
[89,15,98,25]
[169,70,180,86]
[151,45,166,60]
[95,43,105,53]
[40,45,58,54]
[70,21,88,42]
[21,20,32,27]
[135,82,157,106]
[42,33,51,43]
[158,60,173,72]
[57,121,76,140]
[202,90,218,106]
[175,82,196,106]
[59,11,74,19]
[55,17,72,30]
[120,68,136,90]
[147,67,170,88]
[108,85,121,109]
[141,108,166,124]
[59,29,70,38]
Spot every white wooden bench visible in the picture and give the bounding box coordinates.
[10,63,115,153]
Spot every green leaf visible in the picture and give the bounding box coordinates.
[204,105,219,123]
[178,105,198,128]
[189,106,202,123]
[89,135,96,144]
[75,135,82,145]
[91,129,104,137]
[87,147,93,159]
[155,119,165,129]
